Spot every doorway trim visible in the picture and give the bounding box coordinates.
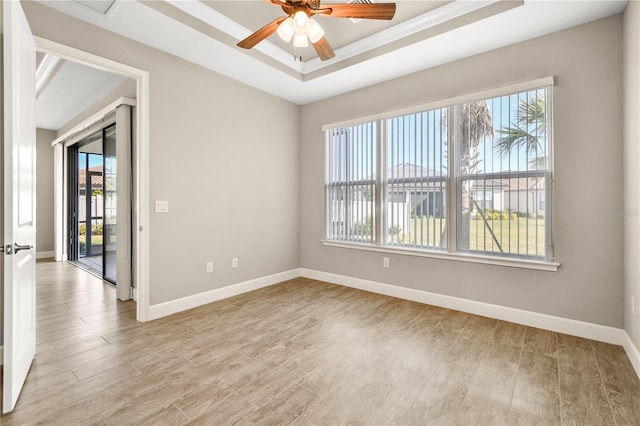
[36,36,150,322]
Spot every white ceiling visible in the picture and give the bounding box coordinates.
[35,59,126,130]
[34,0,627,129]
[206,1,450,59]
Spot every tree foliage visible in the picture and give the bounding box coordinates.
[495,95,546,161]
[459,102,494,173]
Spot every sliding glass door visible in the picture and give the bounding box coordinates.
[68,124,117,284]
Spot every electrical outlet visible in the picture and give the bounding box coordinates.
[232,258,238,268]
[206,262,213,274]
[383,257,390,268]
[154,200,169,213]
[633,296,636,317]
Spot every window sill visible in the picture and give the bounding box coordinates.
[320,240,560,272]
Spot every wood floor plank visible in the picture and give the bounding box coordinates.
[558,342,614,424]
[237,383,318,425]
[399,326,459,380]
[509,351,561,425]
[139,402,188,425]
[4,365,140,425]
[492,320,526,349]
[291,375,386,425]
[236,357,313,408]
[523,326,559,358]
[460,314,498,342]
[401,361,475,425]
[363,366,429,425]
[455,343,521,425]
[170,351,257,419]
[184,393,258,425]
[592,341,640,425]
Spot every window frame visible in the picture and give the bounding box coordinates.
[322,77,559,272]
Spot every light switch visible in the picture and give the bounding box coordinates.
[155,200,169,213]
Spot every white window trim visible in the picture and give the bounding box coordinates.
[322,76,555,131]
[321,240,560,272]
[322,77,559,271]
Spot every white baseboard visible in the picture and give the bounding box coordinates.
[147,269,300,321]
[623,332,640,380]
[299,268,624,345]
[36,251,55,259]
[137,265,639,380]
[132,287,138,302]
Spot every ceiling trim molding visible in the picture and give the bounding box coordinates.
[168,0,302,72]
[71,0,117,16]
[35,53,63,98]
[301,0,500,73]
[169,0,502,75]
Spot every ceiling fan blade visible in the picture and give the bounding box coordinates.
[312,36,335,61]
[264,0,295,14]
[314,3,396,20]
[237,16,286,49]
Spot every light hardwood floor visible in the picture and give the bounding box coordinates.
[1,259,640,425]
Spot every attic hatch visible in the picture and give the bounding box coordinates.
[348,0,376,23]
[71,0,117,16]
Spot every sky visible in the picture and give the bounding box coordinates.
[329,87,550,182]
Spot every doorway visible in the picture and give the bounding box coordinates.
[37,37,149,321]
[67,124,117,283]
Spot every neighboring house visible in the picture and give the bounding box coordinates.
[503,176,546,217]
[333,163,546,237]
[472,176,545,217]
[471,179,508,213]
[77,165,104,224]
[386,163,446,219]
[329,163,446,236]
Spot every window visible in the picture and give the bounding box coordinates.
[325,80,554,264]
[326,124,376,242]
[385,109,447,249]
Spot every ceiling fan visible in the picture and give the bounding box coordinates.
[237,0,397,61]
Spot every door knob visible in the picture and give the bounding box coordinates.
[14,243,33,253]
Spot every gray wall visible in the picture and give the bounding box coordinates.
[623,1,640,350]
[22,1,300,306]
[36,128,55,254]
[300,15,624,328]
[57,78,135,138]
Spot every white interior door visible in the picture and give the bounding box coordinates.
[2,0,37,414]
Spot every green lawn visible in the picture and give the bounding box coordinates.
[392,216,546,257]
[78,234,103,246]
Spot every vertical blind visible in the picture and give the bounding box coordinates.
[326,123,376,242]
[386,108,448,250]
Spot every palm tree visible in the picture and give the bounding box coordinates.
[495,93,547,168]
[458,101,494,249]
[455,94,547,251]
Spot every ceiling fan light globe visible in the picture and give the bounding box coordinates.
[277,17,294,42]
[307,19,324,43]
[293,11,309,34]
[293,33,309,47]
